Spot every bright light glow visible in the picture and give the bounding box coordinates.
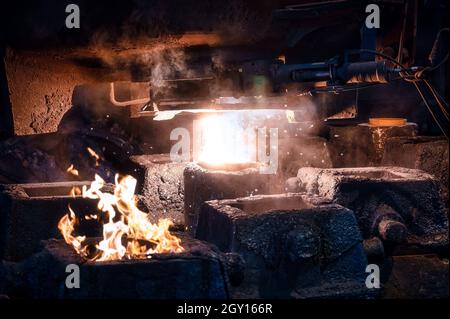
[195,115,256,165]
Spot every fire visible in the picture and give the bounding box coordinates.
[87,147,101,166]
[195,115,256,165]
[58,206,87,257]
[70,186,81,197]
[66,164,79,176]
[58,174,184,261]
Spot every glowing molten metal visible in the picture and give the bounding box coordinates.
[58,174,184,262]
[196,115,256,165]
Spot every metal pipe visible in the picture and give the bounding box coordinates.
[109,82,150,107]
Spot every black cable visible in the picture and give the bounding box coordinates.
[357,49,409,71]
[406,77,449,135]
[420,28,449,120]
[415,53,449,79]
[357,49,449,138]
[423,79,449,118]
[409,78,448,136]
[428,28,449,66]
[311,76,408,94]
[427,54,448,73]
[425,80,449,110]
[311,82,383,94]
[413,81,448,138]
[410,70,449,120]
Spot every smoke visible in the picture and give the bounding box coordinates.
[146,48,193,97]
[83,0,275,73]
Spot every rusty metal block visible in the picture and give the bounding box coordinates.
[0,181,104,261]
[127,154,187,225]
[19,235,229,299]
[293,167,448,251]
[381,136,449,201]
[184,162,282,235]
[197,193,369,298]
[328,123,417,167]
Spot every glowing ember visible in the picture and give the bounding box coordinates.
[195,115,256,165]
[369,118,407,127]
[58,174,184,261]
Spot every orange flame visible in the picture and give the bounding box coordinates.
[70,186,82,197]
[59,174,184,261]
[66,164,79,176]
[58,205,87,257]
[87,147,101,167]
